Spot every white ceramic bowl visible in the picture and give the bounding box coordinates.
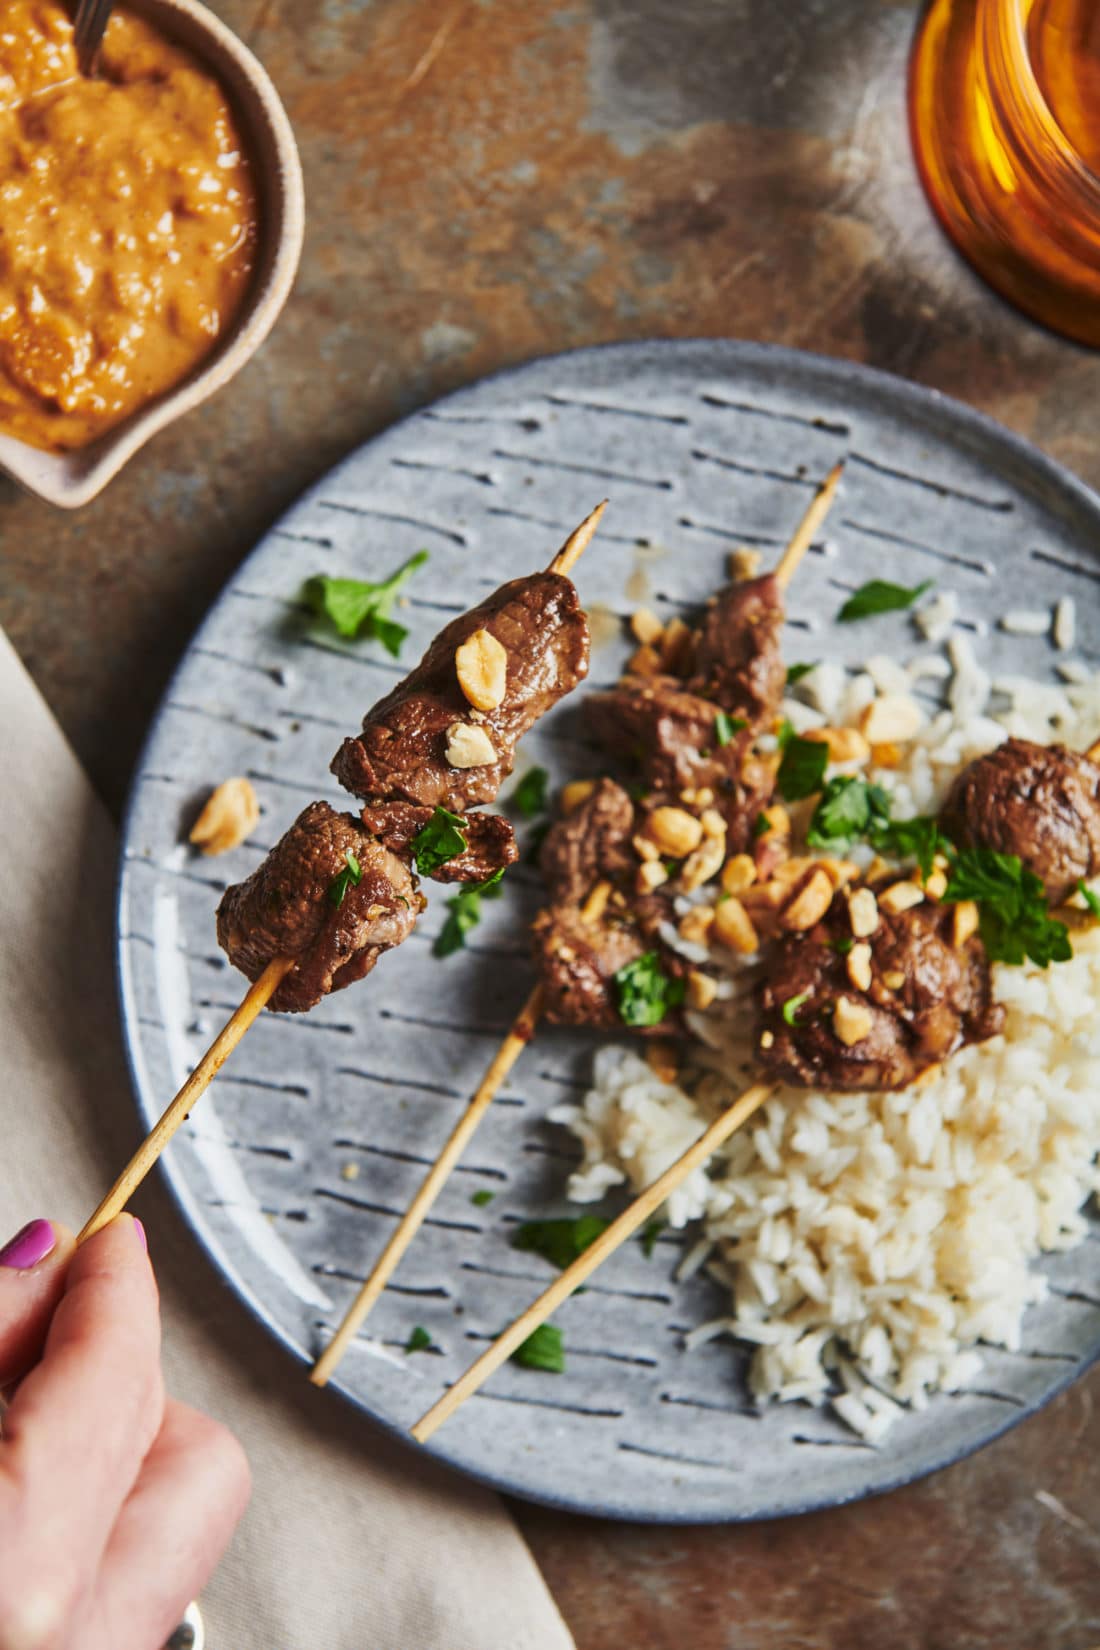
[0,0,305,509]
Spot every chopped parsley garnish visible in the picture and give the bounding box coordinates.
[511,1322,565,1374]
[525,819,551,866]
[753,812,772,839]
[777,734,828,802]
[405,1325,432,1354]
[512,1216,609,1270]
[787,662,817,685]
[714,710,747,747]
[410,805,468,876]
[512,766,549,818]
[303,550,429,656]
[776,718,795,751]
[781,991,811,1026]
[837,578,933,623]
[1079,880,1100,920]
[641,1220,666,1259]
[470,1189,495,1208]
[433,867,505,957]
[327,849,362,908]
[807,776,891,851]
[828,935,854,956]
[612,951,686,1027]
[943,848,1072,968]
[871,815,952,882]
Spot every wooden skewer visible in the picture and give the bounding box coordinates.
[773,460,844,590]
[410,1077,777,1443]
[79,956,295,1242]
[549,500,608,576]
[311,883,611,1386]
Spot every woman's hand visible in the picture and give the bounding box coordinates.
[0,1215,250,1650]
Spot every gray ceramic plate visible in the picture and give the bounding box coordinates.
[118,341,1100,1522]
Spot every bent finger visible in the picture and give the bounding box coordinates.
[0,1219,76,1387]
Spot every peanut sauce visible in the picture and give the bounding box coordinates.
[0,2,258,452]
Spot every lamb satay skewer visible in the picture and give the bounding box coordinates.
[79,506,605,1244]
[310,465,842,1383]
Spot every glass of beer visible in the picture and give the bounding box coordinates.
[910,0,1100,346]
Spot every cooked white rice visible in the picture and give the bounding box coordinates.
[550,620,1100,1441]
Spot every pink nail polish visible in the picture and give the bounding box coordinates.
[0,1220,57,1270]
[132,1218,147,1253]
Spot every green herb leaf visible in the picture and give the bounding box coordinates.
[512,1216,609,1271]
[405,1325,432,1354]
[837,578,933,623]
[471,1189,495,1208]
[828,935,854,956]
[871,815,951,882]
[787,662,817,685]
[327,849,362,908]
[612,951,686,1028]
[943,848,1072,969]
[714,710,747,747]
[511,1322,565,1373]
[753,812,772,839]
[1079,880,1100,920]
[433,867,506,957]
[641,1220,666,1259]
[525,819,551,867]
[777,735,828,802]
[303,551,429,654]
[512,766,549,818]
[411,805,468,876]
[807,776,891,851]
[776,718,795,751]
[781,990,811,1026]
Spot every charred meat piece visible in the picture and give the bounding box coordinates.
[533,901,647,1029]
[943,737,1100,904]
[538,778,637,906]
[216,801,422,1013]
[756,883,1004,1091]
[689,573,786,726]
[585,676,775,851]
[359,800,518,884]
[332,572,589,811]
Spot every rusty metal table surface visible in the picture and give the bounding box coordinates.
[4,1,1100,1644]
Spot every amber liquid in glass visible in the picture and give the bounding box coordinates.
[910,0,1100,346]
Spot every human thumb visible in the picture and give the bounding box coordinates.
[0,1219,76,1387]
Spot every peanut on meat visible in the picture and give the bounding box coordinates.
[883,970,906,990]
[700,807,726,839]
[633,833,661,863]
[679,906,715,945]
[879,880,924,915]
[848,886,880,938]
[189,777,259,856]
[445,721,497,769]
[660,617,693,673]
[713,895,759,954]
[923,868,948,900]
[637,860,669,893]
[630,607,664,646]
[628,643,662,677]
[820,858,859,889]
[648,806,704,857]
[695,787,715,808]
[687,970,719,1010]
[761,804,790,837]
[801,726,871,765]
[647,1040,680,1083]
[680,834,726,891]
[951,900,979,948]
[759,1028,775,1050]
[1087,738,1100,765]
[455,628,507,712]
[858,694,922,746]
[729,547,762,581]
[847,941,873,992]
[780,868,834,932]
[833,995,873,1046]
[583,883,611,924]
[561,779,596,815]
[721,854,757,896]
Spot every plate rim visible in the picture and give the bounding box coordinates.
[115,336,1100,1523]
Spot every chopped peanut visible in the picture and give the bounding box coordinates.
[583,882,611,923]
[687,970,719,1011]
[713,895,759,954]
[648,806,704,857]
[1087,738,1100,765]
[729,546,762,580]
[680,835,726,891]
[628,643,662,677]
[700,807,727,839]
[762,804,790,837]
[848,887,880,938]
[445,721,497,769]
[951,900,979,948]
[833,995,873,1046]
[847,941,873,992]
[870,741,903,769]
[680,788,698,806]
[923,868,948,900]
[647,1040,680,1083]
[679,906,716,945]
[759,1028,775,1050]
[882,970,906,991]
[455,627,507,712]
[189,777,259,857]
[721,854,757,895]
[633,832,661,862]
[864,855,891,883]
[660,617,693,673]
[820,858,860,889]
[695,787,715,808]
[637,860,669,893]
[801,726,871,765]
[773,856,815,888]
[630,607,664,646]
[780,867,834,931]
[561,779,596,815]
[879,880,924,915]
[858,694,922,746]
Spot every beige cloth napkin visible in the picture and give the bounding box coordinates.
[0,629,575,1650]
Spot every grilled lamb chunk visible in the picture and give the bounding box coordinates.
[756,883,1004,1091]
[216,801,422,1013]
[539,778,636,906]
[359,800,517,883]
[689,574,786,726]
[584,676,775,851]
[943,737,1100,904]
[533,902,647,1028]
[332,572,589,811]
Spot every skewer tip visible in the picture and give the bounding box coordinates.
[549,500,608,577]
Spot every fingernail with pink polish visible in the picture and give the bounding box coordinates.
[132,1218,147,1253]
[0,1220,57,1270]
